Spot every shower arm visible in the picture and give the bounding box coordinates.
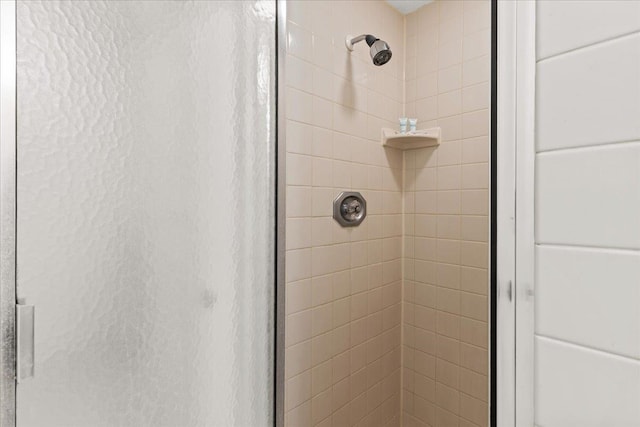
[345,34,377,51]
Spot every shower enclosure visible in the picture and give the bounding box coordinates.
[0,1,282,425]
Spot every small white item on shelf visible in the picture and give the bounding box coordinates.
[409,118,417,132]
[381,127,440,150]
[398,117,407,134]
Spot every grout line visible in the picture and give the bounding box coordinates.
[536,139,640,156]
[537,29,640,64]
[536,242,640,254]
[536,335,640,364]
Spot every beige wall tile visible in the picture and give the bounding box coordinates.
[287,218,312,250]
[286,400,311,426]
[463,29,491,61]
[437,191,461,215]
[415,260,437,285]
[460,215,488,242]
[333,376,351,411]
[461,241,488,269]
[415,214,438,237]
[287,119,313,155]
[438,263,461,289]
[312,359,333,395]
[287,87,314,124]
[416,191,438,214]
[333,270,351,299]
[438,90,463,118]
[437,311,461,340]
[460,318,488,349]
[439,15,463,45]
[436,140,462,165]
[463,0,490,35]
[287,309,313,346]
[312,387,333,424]
[415,305,437,331]
[437,287,461,315]
[415,238,437,261]
[416,146,439,168]
[460,367,488,402]
[415,328,437,355]
[438,65,463,94]
[418,72,439,98]
[333,297,351,327]
[436,358,459,389]
[462,136,489,164]
[416,96,438,122]
[439,39,463,69]
[415,350,437,379]
[287,370,312,411]
[287,340,313,379]
[416,167,437,191]
[460,292,488,322]
[459,417,479,427]
[460,393,488,427]
[288,279,313,315]
[461,190,488,215]
[460,343,488,375]
[437,165,462,190]
[460,267,488,295]
[462,109,490,139]
[462,82,490,113]
[437,215,461,239]
[461,162,488,190]
[415,373,437,402]
[439,116,463,142]
[415,282,437,308]
[462,55,490,88]
[437,239,461,264]
[312,332,333,366]
[414,395,436,426]
[436,406,461,427]
[436,382,460,414]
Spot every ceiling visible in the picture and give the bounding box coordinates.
[385,0,433,15]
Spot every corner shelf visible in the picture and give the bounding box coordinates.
[381,127,440,150]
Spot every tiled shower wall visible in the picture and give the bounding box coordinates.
[402,2,490,427]
[284,1,491,426]
[284,1,406,426]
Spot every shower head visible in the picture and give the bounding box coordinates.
[345,34,392,66]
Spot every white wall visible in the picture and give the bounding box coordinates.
[533,1,640,425]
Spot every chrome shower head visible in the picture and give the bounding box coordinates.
[369,38,392,66]
[345,34,392,66]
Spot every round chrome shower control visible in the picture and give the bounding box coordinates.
[333,191,366,227]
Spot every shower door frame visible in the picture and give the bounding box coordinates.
[0,0,17,425]
[275,1,287,426]
[495,0,536,426]
[0,0,286,425]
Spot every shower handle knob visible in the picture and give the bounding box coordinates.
[342,199,362,214]
[333,191,367,227]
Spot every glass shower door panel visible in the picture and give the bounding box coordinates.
[16,1,275,426]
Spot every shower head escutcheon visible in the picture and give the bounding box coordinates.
[345,34,392,66]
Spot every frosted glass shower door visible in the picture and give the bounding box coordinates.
[15,1,276,426]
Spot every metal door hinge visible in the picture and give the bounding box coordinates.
[16,303,34,382]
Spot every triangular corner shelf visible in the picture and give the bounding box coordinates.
[381,127,440,150]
